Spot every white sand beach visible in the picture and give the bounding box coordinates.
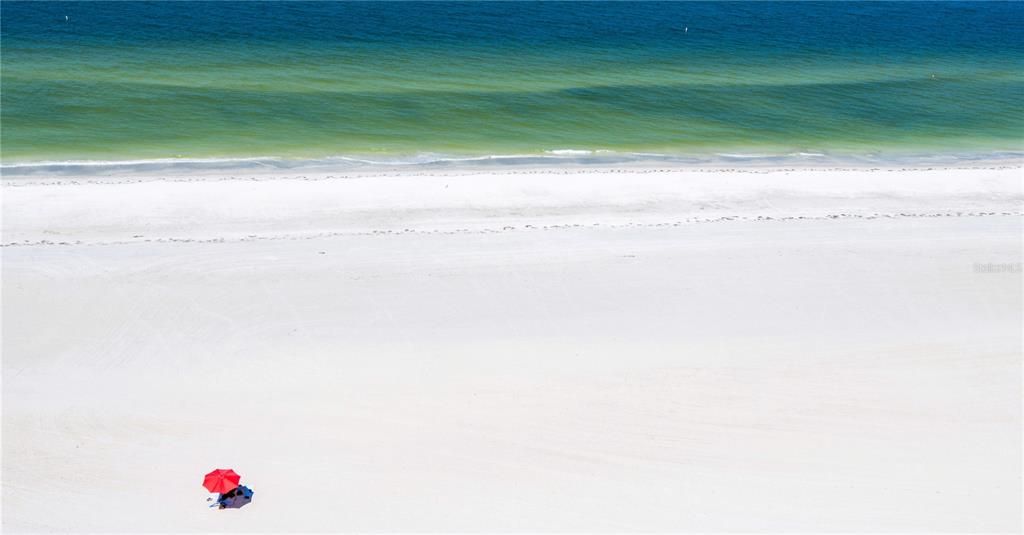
[2,165,1021,531]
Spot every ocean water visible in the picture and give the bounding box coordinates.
[2,1,1023,172]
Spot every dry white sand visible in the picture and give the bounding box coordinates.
[2,166,1021,532]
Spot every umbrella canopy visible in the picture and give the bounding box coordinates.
[220,485,254,509]
[203,469,240,494]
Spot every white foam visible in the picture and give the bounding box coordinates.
[3,150,1022,177]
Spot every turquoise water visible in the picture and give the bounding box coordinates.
[2,2,1023,170]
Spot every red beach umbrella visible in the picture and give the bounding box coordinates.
[203,468,241,494]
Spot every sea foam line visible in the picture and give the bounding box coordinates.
[2,150,1022,177]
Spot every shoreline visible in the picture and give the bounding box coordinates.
[3,150,1022,178]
